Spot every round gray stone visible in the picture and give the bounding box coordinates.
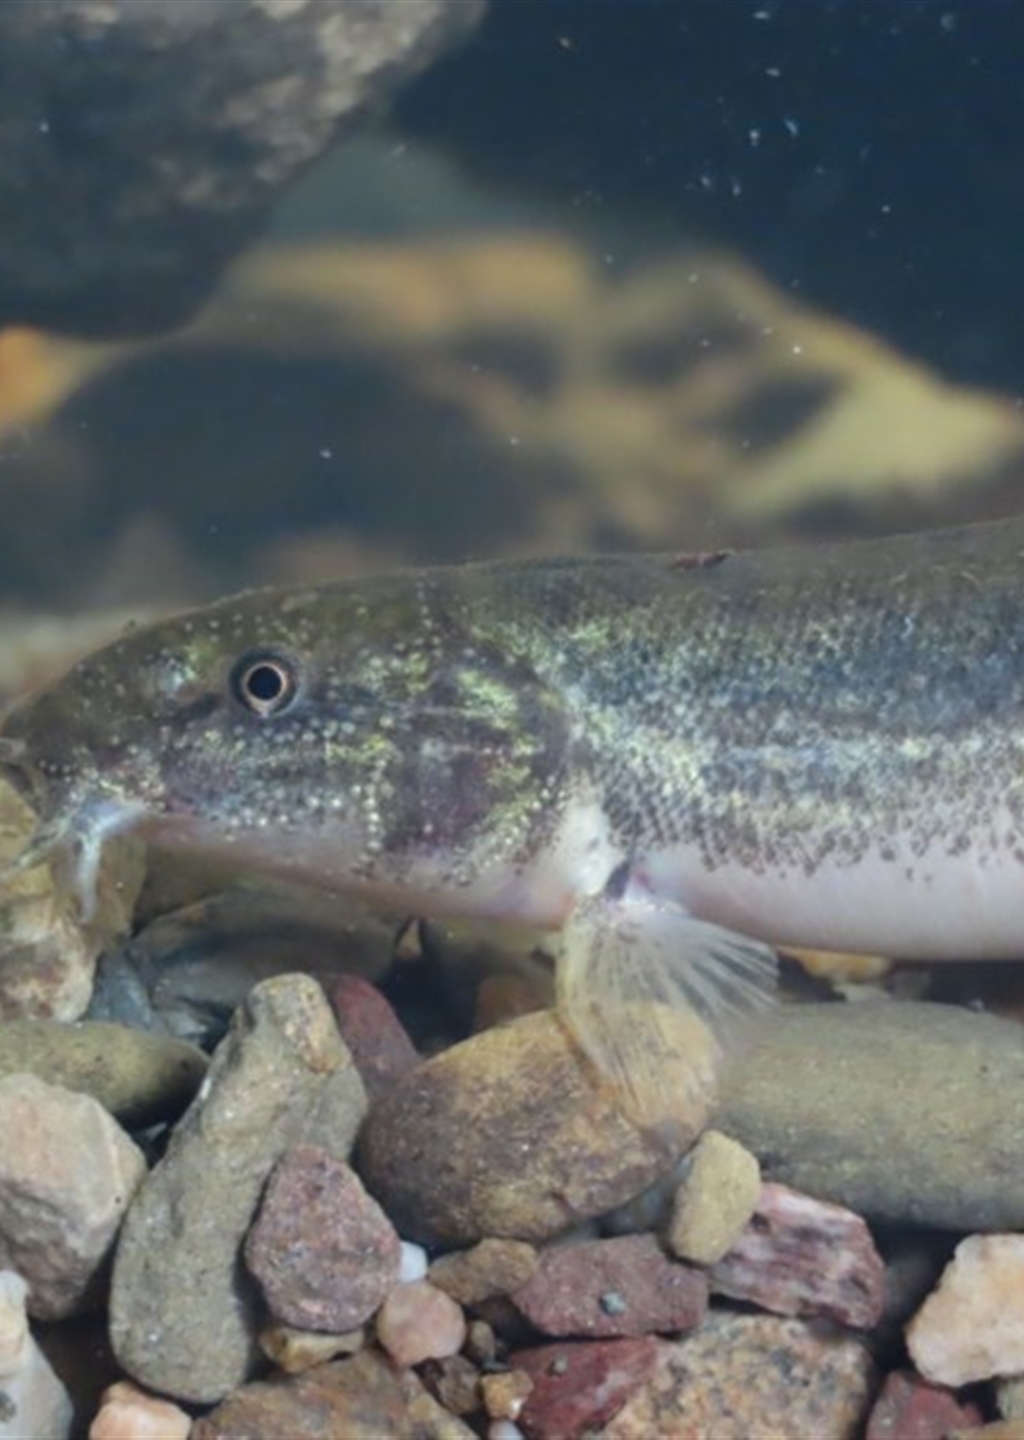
[715,1000,1024,1231]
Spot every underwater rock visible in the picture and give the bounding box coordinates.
[357,1010,698,1247]
[0,1075,146,1319]
[87,1380,191,1440]
[109,974,367,1403]
[375,1280,467,1368]
[512,1337,661,1440]
[429,1238,540,1307]
[707,1182,886,1330]
[511,1234,707,1340]
[257,1322,365,1376]
[597,1315,875,1440]
[191,1348,475,1440]
[0,1018,205,1127]
[0,0,484,338]
[244,1145,400,1333]
[90,882,398,1049]
[0,1270,73,1440]
[864,1369,983,1440]
[907,1234,1024,1387]
[666,1128,761,1266]
[716,1001,1024,1231]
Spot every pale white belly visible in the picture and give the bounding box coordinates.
[641,833,1024,960]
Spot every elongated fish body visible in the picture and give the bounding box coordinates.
[4,516,1024,1120]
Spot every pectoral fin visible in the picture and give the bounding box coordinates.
[554,890,778,1130]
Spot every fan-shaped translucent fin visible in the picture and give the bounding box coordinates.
[555,891,778,1130]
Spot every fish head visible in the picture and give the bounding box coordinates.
[0,573,574,916]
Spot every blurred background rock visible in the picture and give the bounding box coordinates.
[2,0,1024,674]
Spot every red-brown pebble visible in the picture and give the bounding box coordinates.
[512,1338,661,1440]
[512,1234,706,1338]
[865,1370,984,1439]
[327,975,420,1101]
[376,1280,467,1366]
[709,1181,886,1329]
[244,1144,400,1331]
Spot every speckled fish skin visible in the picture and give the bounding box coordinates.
[4,516,1024,966]
[9,515,1024,1124]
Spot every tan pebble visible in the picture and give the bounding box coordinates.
[465,1318,498,1367]
[89,1380,191,1439]
[258,1322,364,1373]
[427,1353,481,1416]
[376,1280,467,1366]
[908,1235,1024,1386]
[668,1129,761,1265]
[785,947,892,983]
[481,1369,533,1422]
[358,1011,694,1246]
[429,1238,539,1305]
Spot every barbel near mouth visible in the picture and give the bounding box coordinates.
[0,814,72,895]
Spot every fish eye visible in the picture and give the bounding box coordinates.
[229,651,299,717]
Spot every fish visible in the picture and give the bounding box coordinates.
[4,515,1024,1124]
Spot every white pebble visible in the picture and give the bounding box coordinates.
[399,1240,428,1282]
[908,1234,1024,1385]
[489,1423,526,1440]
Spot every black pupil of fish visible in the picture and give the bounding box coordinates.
[234,658,295,714]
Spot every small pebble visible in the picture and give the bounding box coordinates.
[512,1233,706,1339]
[0,1270,73,1440]
[327,974,420,1101]
[602,1314,875,1439]
[88,1380,191,1439]
[399,1240,428,1283]
[709,1181,886,1329]
[245,1144,400,1332]
[513,1337,661,1440]
[192,1350,425,1438]
[430,1238,539,1305]
[258,1323,364,1374]
[908,1234,1024,1385]
[667,1129,761,1265]
[481,1368,533,1421]
[423,1353,480,1415]
[466,1319,499,1367]
[376,1280,467,1366]
[0,1074,146,1318]
[489,1423,526,1440]
[864,1369,984,1440]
